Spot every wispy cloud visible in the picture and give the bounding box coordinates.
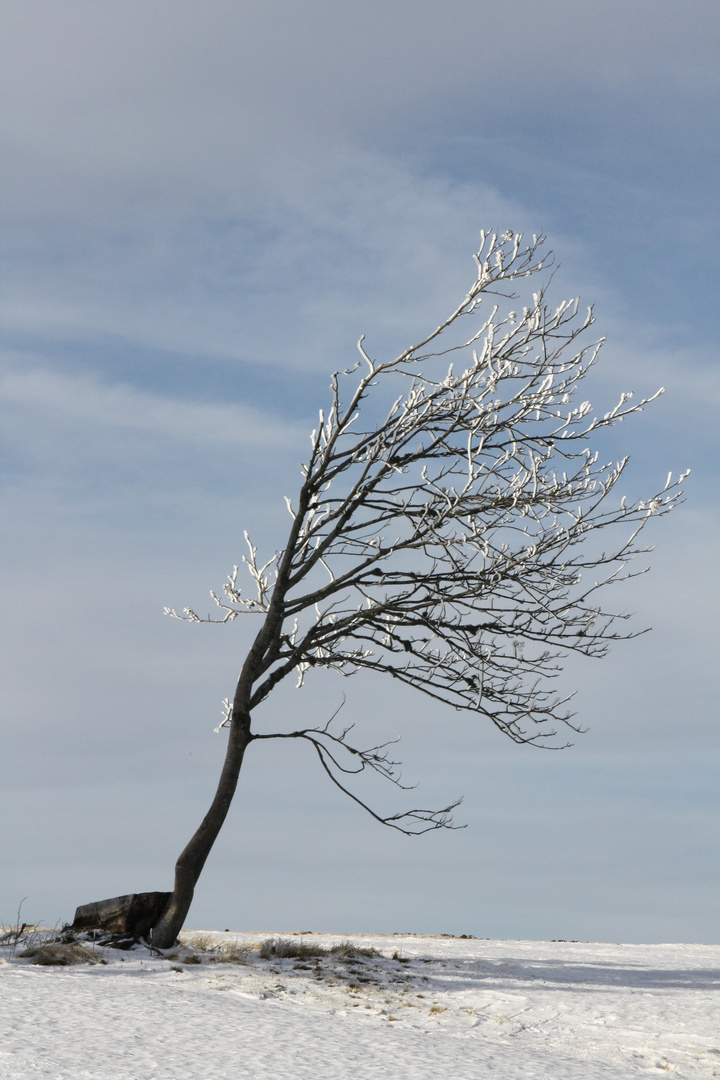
[0,362,298,448]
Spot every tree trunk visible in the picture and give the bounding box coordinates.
[151,704,253,948]
[150,545,292,949]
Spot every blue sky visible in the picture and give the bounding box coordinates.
[2,0,718,942]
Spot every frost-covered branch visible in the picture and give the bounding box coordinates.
[167,229,688,828]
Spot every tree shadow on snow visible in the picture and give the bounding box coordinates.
[426,956,720,993]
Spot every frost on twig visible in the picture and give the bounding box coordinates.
[166,534,280,622]
[214,698,234,734]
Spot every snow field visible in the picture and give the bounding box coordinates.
[1,932,719,1079]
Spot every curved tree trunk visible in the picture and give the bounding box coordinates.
[150,505,302,948]
[151,704,253,948]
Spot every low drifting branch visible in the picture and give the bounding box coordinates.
[251,706,464,835]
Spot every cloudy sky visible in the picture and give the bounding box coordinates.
[2,0,718,943]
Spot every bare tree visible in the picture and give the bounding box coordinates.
[148,231,685,947]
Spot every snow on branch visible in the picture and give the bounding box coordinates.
[167,230,688,830]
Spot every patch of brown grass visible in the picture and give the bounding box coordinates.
[179,933,215,952]
[171,934,252,965]
[259,937,328,960]
[213,940,252,964]
[330,941,379,960]
[17,943,102,966]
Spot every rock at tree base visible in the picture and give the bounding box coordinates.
[71,892,171,937]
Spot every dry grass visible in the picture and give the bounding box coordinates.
[1,913,66,961]
[258,937,380,961]
[330,941,379,960]
[259,937,327,960]
[213,940,253,964]
[179,933,216,952]
[172,934,253,965]
[17,943,102,966]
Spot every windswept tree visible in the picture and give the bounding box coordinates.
[144,231,684,947]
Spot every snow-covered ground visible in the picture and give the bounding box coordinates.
[1,930,719,1078]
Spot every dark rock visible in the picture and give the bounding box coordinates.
[71,892,171,938]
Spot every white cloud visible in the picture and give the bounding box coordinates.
[4,1,718,187]
[2,149,531,373]
[0,361,298,448]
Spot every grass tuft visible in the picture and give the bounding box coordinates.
[17,943,102,966]
[259,937,328,960]
[179,933,215,952]
[174,934,253,965]
[258,937,381,961]
[214,940,253,964]
[331,941,379,959]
